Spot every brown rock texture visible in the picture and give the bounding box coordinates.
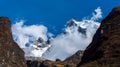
[0,17,26,67]
[77,7,120,67]
[64,50,83,65]
[26,60,76,67]
[26,50,83,67]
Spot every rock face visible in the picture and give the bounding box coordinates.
[26,60,76,67]
[77,7,120,67]
[0,17,26,67]
[64,50,83,65]
[26,50,83,67]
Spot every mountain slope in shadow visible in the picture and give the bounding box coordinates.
[0,17,26,67]
[77,6,120,67]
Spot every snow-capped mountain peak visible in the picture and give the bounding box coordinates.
[65,19,100,36]
[66,19,77,27]
[42,19,100,61]
[12,7,102,61]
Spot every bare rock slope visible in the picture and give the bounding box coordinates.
[0,17,26,67]
[77,7,120,67]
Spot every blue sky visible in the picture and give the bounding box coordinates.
[0,0,120,34]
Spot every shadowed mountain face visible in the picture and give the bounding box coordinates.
[0,17,26,67]
[77,7,120,67]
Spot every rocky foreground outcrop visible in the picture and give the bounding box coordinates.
[1,6,119,67]
[26,60,73,67]
[77,7,120,67]
[26,50,83,67]
[0,17,26,67]
[64,50,83,65]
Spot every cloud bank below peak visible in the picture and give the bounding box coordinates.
[42,7,102,61]
[11,7,102,61]
[12,20,50,48]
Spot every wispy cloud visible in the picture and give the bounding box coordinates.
[12,7,102,61]
[12,20,49,48]
[42,7,102,61]
[91,7,102,20]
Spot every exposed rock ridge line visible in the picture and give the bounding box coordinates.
[0,17,26,67]
[77,7,120,67]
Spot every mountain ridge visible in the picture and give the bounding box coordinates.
[0,6,119,67]
[77,6,120,67]
[0,17,26,67]
[26,6,120,67]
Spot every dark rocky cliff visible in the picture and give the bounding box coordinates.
[0,17,26,67]
[77,7,120,67]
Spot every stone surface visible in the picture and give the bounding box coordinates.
[26,60,76,67]
[26,50,83,67]
[0,17,26,67]
[64,50,83,65]
[77,7,120,67]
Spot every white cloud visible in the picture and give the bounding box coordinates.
[12,20,53,57]
[42,7,102,61]
[12,7,102,61]
[12,20,48,48]
[91,7,102,20]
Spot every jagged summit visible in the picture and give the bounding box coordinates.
[0,17,26,67]
[67,19,77,27]
[64,18,100,35]
[24,37,51,59]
